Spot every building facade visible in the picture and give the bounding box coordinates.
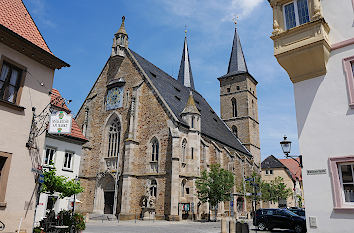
[268,0,354,232]
[261,155,303,208]
[75,18,260,221]
[0,1,68,232]
[34,89,87,224]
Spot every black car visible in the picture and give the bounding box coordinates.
[253,208,306,233]
[288,207,306,217]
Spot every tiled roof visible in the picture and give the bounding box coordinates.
[0,0,52,54]
[280,158,302,181]
[51,88,70,112]
[50,89,87,142]
[129,49,251,157]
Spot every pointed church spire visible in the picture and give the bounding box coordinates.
[226,23,248,75]
[177,30,195,89]
[112,16,128,57]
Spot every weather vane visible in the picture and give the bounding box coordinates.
[232,15,239,27]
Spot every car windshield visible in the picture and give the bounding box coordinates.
[284,209,299,216]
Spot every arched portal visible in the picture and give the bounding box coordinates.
[93,173,115,214]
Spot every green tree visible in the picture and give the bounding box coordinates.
[237,174,292,208]
[41,167,83,199]
[196,164,234,221]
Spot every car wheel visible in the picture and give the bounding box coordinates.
[258,222,267,231]
[294,224,304,233]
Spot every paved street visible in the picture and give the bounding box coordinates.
[84,220,294,233]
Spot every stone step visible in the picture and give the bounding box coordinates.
[89,214,117,221]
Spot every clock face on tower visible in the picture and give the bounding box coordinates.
[106,87,124,110]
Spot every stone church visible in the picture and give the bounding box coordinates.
[75,17,260,220]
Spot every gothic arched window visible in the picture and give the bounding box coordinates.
[182,139,187,163]
[108,118,121,157]
[150,179,157,197]
[232,98,237,117]
[151,138,159,162]
[232,125,238,137]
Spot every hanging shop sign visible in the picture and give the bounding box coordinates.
[48,111,72,134]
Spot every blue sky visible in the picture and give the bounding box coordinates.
[23,0,299,160]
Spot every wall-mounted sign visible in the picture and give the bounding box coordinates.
[307,169,327,175]
[48,111,72,134]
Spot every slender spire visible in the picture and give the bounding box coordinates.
[112,16,128,57]
[226,23,248,75]
[117,16,127,35]
[177,31,195,89]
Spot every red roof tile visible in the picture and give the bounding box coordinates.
[50,89,87,142]
[0,0,52,54]
[280,158,302,181]
[51,88,70,112]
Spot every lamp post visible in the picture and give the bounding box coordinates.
[280,136,303,168]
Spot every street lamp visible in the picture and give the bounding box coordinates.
[280,136,303,168]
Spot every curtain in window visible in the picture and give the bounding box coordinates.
[284,3,296,29]
[0,64,9,90]
[297,0,310,25]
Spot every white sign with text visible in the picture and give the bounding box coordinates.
[48,111,72,134]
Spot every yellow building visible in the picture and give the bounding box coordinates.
[261,155,303,208]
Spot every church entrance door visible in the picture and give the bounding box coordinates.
[104,191,114,214]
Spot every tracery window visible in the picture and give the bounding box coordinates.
[151,138,159,162]
[108,118,121,157]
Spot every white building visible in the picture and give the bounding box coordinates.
[0,1,68,232]
[34,89,87,224]
[268,0,354,232]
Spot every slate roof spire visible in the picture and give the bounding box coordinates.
[112,16,128,57]
[177,31,195,89]
[226,23,248,75]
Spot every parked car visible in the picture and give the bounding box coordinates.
[288,207,306,217]
[253,208,306,233]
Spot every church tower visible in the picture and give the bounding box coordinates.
[112,16,128,57]
[218,25,261,166]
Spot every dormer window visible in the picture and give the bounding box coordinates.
[283,0,310,30]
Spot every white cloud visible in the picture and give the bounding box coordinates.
[155,0,264,27]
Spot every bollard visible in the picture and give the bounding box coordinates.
[229,219,236,233]
[221,218,227,233]
[241,222,249,233]
[236,222,242,233]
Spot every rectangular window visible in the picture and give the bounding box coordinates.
[329,156,354,210]
[186,187,190,195]
[338,164,354,203]
[270,170,273,175]
[44,148,56,166]
[191,147,194,160]
[0,152,11,206]
[284,2,296,29]
[266,170,269,174]
[283,0,310,30]
[63,152,73,170]
[343,57,354,108]
[0,61,23,104]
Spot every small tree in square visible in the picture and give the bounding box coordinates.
[196,164,234,221]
